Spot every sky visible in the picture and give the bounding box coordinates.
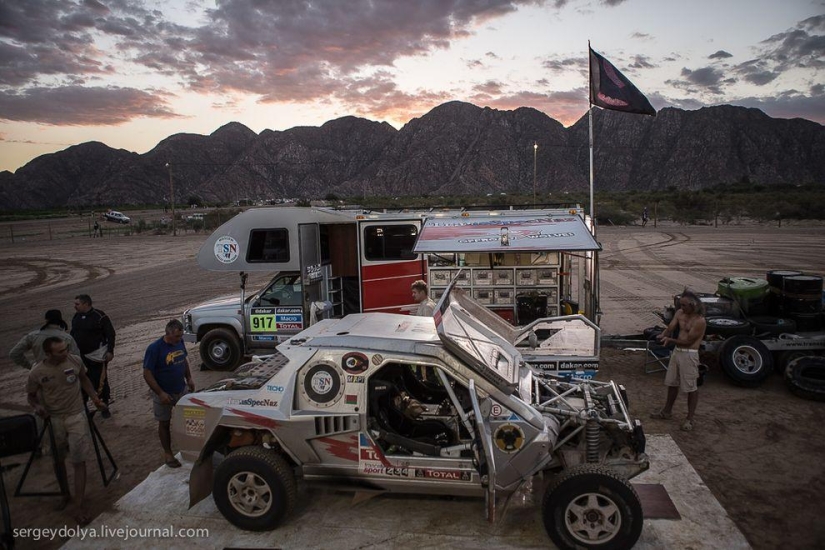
[1,0,823,173]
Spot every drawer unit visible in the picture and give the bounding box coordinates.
[516,268,537,286]
[494,288,514,305]
[473,288,494,305]
[537,268,558,285]
[493,269,513,286]
[473,269,493,286]
[430,269,452,286]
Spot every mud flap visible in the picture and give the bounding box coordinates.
[188,455,214,509]
[469,379,497,522]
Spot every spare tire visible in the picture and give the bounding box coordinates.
[785,356,825,402]
[718,335,773,387]
[706,316,753,337]
[748,316,797,337]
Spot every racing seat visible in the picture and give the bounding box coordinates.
[368,378,455,455]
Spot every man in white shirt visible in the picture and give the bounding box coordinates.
[411,280,436,317]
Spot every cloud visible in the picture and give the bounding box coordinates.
[541,55,586,73]
[470,87,588,126]
[757,15,825,71]
[708,50,733,59]
[728,89,825,124]
[667,66,735,94]
[0,86,182,124]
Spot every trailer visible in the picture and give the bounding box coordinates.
[184,205,601,374]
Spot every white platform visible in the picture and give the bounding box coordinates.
[62,434,750,549]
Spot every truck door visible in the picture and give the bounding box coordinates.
[299,223,324,321]
[358,220,426,314]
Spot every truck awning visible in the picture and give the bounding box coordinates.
[413,214,600,254]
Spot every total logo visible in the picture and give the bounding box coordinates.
[266,385,285,393]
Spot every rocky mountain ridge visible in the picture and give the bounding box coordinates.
[1,101,823,210]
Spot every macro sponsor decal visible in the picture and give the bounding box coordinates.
[342,352,369,374]
[414,469,472,482]
[252,335,276,342]
[317,435,358,462]
[214,236,239,264]
[227,397,279,407]
[494,423,525,453]
[346,375,365,384]
[183,407,205,438]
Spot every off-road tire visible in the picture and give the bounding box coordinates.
[213,446,297,531]
[200,328,242,371]
[706,316,753,337]
[749,316,796,338]
[718,335,773,387]
[785,356,825,402]
[542,465,643,550]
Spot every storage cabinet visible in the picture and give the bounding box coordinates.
[429,265,560,325]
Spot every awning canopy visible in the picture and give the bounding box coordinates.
[413,214,600,254]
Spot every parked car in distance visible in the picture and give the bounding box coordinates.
[104,210,130,224]
[186,213,205,222]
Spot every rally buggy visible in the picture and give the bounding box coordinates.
[172,283,649,549]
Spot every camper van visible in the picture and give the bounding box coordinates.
[183,206,601,372]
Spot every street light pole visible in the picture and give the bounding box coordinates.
[166,163,176,236]
[533,142,538,205]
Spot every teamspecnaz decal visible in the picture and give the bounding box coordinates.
[227,397,279,407]
[494,424,525,453]
[249,307,304,333]
[342,352,369,374]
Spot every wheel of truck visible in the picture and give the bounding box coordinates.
[213,446,297,531]
[542,464,643,550]
[718,335,773,387]
[706,316,753,337]
[200,328,242,371]
[749,316,796,338]
[785,357,825,402]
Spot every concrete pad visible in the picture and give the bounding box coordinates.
[62,434,750,549]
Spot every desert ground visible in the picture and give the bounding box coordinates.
[0,212,824,549]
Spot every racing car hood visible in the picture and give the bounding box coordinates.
[434,282,522,393]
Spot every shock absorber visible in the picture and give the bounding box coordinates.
[586,419,600,463]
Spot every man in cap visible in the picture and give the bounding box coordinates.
[26,336,107,525]
[10,310,79,370]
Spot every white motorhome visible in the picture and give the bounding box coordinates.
[184,205,601,374]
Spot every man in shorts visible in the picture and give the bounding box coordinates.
[650,290,707,431]
[26,337,107,525]
[143,319,194,468]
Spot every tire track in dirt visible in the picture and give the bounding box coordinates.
[0,258,114,297]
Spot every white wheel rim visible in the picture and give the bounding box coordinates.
[732,345,763,374]
[564,492,622,544]
[227,471,273,517]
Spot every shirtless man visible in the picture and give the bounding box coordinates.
[650,290,707,431]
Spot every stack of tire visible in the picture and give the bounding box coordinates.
[708,272,823,388]
[785,356,825,402]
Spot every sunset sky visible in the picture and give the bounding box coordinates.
[1,0,823,173]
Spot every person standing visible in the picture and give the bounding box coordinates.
[26,337,106,525]
[143,319,194,468]
[92,220,100,238]
[642,206,649,227]
[10,309,79,370]
[650,290,707,431]
[71,294,116,415]
[411,280,436,316]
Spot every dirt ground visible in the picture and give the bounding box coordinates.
[0,214,823,549]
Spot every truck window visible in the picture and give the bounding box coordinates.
[363,225,418,261]
[260,274,302,306]
[248,229,290,263]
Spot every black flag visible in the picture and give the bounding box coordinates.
[589,47,656,116]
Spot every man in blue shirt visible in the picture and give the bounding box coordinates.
[143,319,194,468]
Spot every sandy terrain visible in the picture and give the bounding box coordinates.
[0,213,823,549]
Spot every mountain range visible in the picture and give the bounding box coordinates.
[1,101,823,210]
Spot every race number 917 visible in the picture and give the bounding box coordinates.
[250,314,276,332]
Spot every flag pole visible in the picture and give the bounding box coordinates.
[588,41,595,223]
